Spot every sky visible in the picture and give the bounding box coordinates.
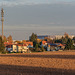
[0,0,75,40]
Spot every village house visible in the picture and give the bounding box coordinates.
[4,42,30,53]
[50,43,65,51]
[41,41,47,47]
[17,44,28,53]
[40,40,65,51]
[47,44,50,51]
[37,35,55,40]
[23,42,33,48]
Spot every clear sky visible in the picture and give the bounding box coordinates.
[0,0,75,40]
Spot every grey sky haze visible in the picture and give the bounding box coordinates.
[0,0,75,40]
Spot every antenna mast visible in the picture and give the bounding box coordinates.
[1,8,4,39]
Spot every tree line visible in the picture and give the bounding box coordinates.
[0,35,13,53]
[0,33,75,53]
[30,33,75,51]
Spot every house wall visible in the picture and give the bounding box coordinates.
[17,46,22,52]
[17,46,28,53]
[6,44,29,53]
[12,45,17,52]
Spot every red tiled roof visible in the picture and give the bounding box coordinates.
[58,44,64,47]
[42,41,47,44]
[4,41,33,47]
[23,42,33,46]
[4,42,13,46]
[17,44,27,46]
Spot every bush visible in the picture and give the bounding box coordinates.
[65,38,74,50]
[0,37,5,53]
[41,46,45,52]
[35,48,42,52]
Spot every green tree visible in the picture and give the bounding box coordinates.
[65,38,74,50]
[73,36,75,40]
[33,41,37,47]
[35,44,42,52]
[55,36,69,44]
[41,46,45,52]
[55,39,62,43]
[15,40,22,44]
[7,35,13,42]
[30,33,37,48]
[30,33,37,42]
[0,37,5,53]
[3,36,7,42]
[73,36,75,43]
[35,44,38,51]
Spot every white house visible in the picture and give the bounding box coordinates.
[6,44,29,53]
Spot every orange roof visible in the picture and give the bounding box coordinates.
[17,44,27,46]
[58,44,64,47]
[23,42,33,45]
[4,42,13,46]
[4,41,33,47]
[42,41,47,44]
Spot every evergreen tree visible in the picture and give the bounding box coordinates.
[35,44,38,51]
[33,41,37,47]
[3,36,7,42]
[73,36,75,43]
[55,36,69,44]
[65,38,74,50]
[30,33,37,48]
[0,37,5,53]
[7,35,13,42]
[41,46,45,52]
[30,33,37,42]
[55,39,62,43]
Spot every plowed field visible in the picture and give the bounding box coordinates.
[0,51,75,75]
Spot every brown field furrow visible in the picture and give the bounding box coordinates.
[0,51,75,75]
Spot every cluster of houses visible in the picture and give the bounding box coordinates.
[4,41,33,53]
[5,33,73,53]
[4,40,65,53]
[41,41,65,51]
[37,33,74,51]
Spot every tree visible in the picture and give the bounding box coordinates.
[3,36,7,42]
[0,37,5,53]
[73,36,75,40]
[7,35,13,42]
[22,40,26,44]
[15,41,22,44]
[64,32,69,38]
[73,36,75,43]
[55,39,62,43]
[35,44,38,51]
[30,33,37,42]
[65,38,74,50]
[30,33,37,48]
[41,46,45,52]
[55,36,69,44]
[33,41,37,47]
[44,37,53,43]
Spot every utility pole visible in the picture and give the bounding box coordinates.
[1,8,4,39]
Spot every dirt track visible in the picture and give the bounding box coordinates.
[0,51,75,75]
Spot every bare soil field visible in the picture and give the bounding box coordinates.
[0,51,75,75]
